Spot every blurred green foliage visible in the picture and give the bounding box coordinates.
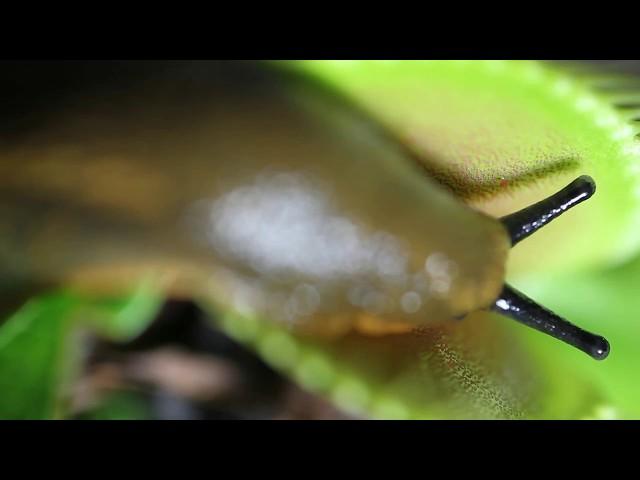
[0,283,162,419]
[0,294,76,419]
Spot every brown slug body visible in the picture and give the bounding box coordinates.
[0,61,510,336]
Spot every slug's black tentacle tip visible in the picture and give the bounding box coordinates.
[501,175,596,246]
[492,284,610,361]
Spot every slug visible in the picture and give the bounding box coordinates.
[3,60,635,419]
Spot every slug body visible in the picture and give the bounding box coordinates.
[0,61,510,336]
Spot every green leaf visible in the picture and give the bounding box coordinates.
[0,294,78,419]
[0,281,163,419]
[78,279,165,342]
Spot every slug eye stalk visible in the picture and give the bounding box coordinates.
[501,176,596,247]
[493,284,610,360]
[492,176,610,360]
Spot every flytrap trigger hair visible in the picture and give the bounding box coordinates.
[491,175,610,361]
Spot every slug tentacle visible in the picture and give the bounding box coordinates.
[493,175,608,360]
[500,176,596,247]
[492,285,609,360]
